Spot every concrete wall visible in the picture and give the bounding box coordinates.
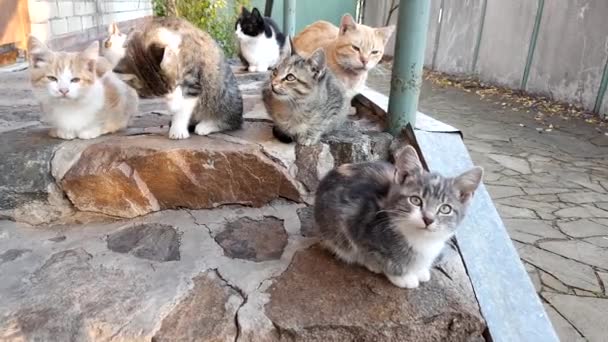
[28,0,153,49]
[364,0,608,117]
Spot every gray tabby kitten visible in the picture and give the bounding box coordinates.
[315,146,483,289]
[112,17,242,139]
[262,39,349,145]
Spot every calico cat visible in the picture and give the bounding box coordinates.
[293,14,394,98]
[101,22,128,67]
[235,7,286,72]
[314,145,483,289]
[112,17,243,139]
[262,39,349,146]
[27,36,138,140]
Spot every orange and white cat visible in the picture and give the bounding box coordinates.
[294,14,394,98]
[27,36,138,140]
[101,22,128,67]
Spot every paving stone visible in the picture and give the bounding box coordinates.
[152,270,242,341]
[485,185,525,199]
[573,289,599,297]
[504,218,565,244]
[599,273,608,295]
[488,154,532,174]
[107,223,180,262]
[542,303,586,342]
[554,205,608,219]
[515,244,600,292]
[540,270,571,293]
[496,204,538,219]
[538,240,608,270]
[584,237,608,248]
[543,293,608,341]
[558,191,608,204]
[557,219,608,238]
[0,248,31,264]
[524,263,542,292]
[523,188,572,195]
[214,217,287,262]
[596,202,608,211]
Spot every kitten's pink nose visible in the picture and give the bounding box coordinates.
[360,57,368,66]
[423,216,435,226]
[59,88,69,95]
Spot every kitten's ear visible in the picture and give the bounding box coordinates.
[27,36,52,68]
[307,48,326,79]
[281,36,293,59]
[251,7,261,17]
[109,22,120,35]
[393,145,423,181]
[454,167,484,204]
[339,14,357,34]
[80,41,99,73]
[376,25,396,45]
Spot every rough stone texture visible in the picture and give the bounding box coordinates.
[214,216,288,262]
[296,206,315,237]
[294,144,334,191]
[57,136,302,218]
[543,293,608,342]
[152,270,242,342]
[538,240,608,270]
[321,128,392,166]
[107,223,180,262]
[265,246,486,341]
[557,219,608,238]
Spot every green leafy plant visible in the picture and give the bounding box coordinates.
[152,0,250,57]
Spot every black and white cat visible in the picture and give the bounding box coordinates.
[235,7,286,72]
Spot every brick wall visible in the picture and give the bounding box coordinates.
[28,0,153,49]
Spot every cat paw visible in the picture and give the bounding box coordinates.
[77,128,102,140]
[169,125,190,139]
[248,65,258,72]
[194,121,220,136]
[417,269,431,283]
[55,130,76,140]
[364,263,382,274]
[387,274,420,289]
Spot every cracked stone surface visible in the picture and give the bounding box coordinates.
[214,216,288,262]
[369,66,608,341]
[107,223,181,262]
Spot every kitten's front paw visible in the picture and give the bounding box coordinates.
[387,273,420,289]
[55,130,76,140]
[77,128,102,140]
[194,121,220,136]
[169,125,190,139]
[248,65,258,72]
[417,269,431,283]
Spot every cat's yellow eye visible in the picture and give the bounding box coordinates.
[371,50,380,54]
[46,76,57,82]
[351,45,360,52]
[439,204,452,214]
[70,77,81,83]
[409,196,422,207]
[285,74,296,81]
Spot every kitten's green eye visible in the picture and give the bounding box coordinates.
[409,196,422,207]
[285,74,296,81]
[46,76,57,82]
[70,77,81,83]
[371,50,380,54]
[352,45,360,52]
[439,204,452,214]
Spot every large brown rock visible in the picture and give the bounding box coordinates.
[265,245,486,341]
[58,135,302,218]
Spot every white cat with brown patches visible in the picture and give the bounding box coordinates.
[27,36,138,140]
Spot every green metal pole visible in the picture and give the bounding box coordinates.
[388,0,432,135]
[283,0,296,37]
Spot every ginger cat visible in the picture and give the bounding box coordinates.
[294,14,394,98]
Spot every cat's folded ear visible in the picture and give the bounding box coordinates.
[393,145,423,182]
[454,167,484,204]
[339,13,357,35]
[27,36,52,68]
[307,48,327,79]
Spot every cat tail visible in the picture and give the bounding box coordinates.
[272,126,294,143]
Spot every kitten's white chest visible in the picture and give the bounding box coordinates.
[237,29,280,69]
